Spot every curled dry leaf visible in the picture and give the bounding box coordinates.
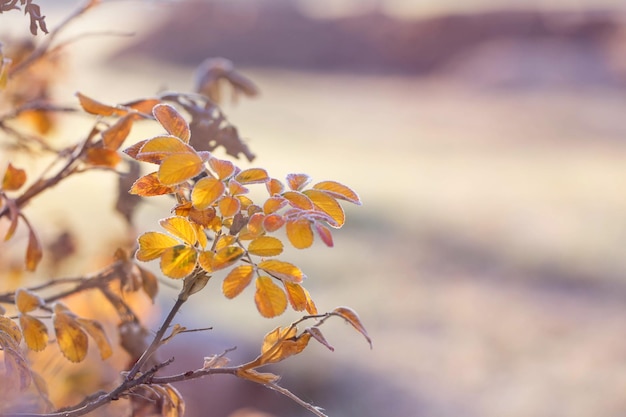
[332,306,372,349]
[306,327,334,352]
[25,226,43,272]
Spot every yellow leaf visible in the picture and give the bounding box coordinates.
[191,177,225,210]
[228,179,248,195]
[303,287,318,314]
[215,235,236,251]
[247,212,265,236]
[263,213,285,232]
[153,104,190,143]
[248,236,283,257]
[2,163,26,191]
[102,114,134,150]
[15,288,42,313]
[85,148,122,168]
[76,92,126,116]
[136,135,194,164]
[53,308,88,363]
[158,152,205,186]
[263,196,287,214]
[137,232,179,261]
[286,218,314,249]
[197,250,214,273]
[209,157,235,180]
[19,315,48,352]
[283,281,307,311]
[222,265,254,299]
[76,318,112,360]
[254,276,288,318]
[266,178,285,196]
[130,172,175,196]
[286,173,311,191]
[159,216,197,246]
[218,195,241,218]
[282,191,313,210]
[0,316,23,345]
[332,306,372,349]
[258,260,304,283]
[259,325,310,364]
[313,180,361,205]
[193,223,209,249]
[235,168,269,184]
[211,246,244,271]
[303,189,345,228]
[236,368,280,384]
[25,227,42,272]
[160,245,198,279]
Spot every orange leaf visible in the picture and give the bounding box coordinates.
[235,168,269,184]
[259,326,311,364]
[218,195,241,218]
[332,306,372,349]
[266,178,285,196]
[222,265,254,299]
[283,281,307,311]
[53,306,88,363]
[102,114,134,150]
[228,179,248,196]
[158,152,204,186]
[76,92,126,116]
[2,163,26,191]
[248,236,283,257]
[263,196,287,214]
[25,227,42,272]
[160,245,198,279]
[303,287,318,314]
[314,222,334,247]
[15,289,42,313]
[130,172,175,196]
[135,135,194,164]
[19,315,48,352]
[282,191,313,210]
[216,235,237,251]
[209,157,235,180]
[286,218,314,249]
[303,189,345,228]
[122,139,148,160]
[85,148,122,168]
[211,246,244,271]
[139,267,159,302]
[159,216,197,246]
[153,104,190,143]
[313,180,361,205]
[76,318,112,360]
[286,173,311,191]
[123,98,161,114]
[191,177,225,210]
[263,214,285,232]
[0,316,22,345]
[236,368,280,384]
[258,259,304,283]
[254,276,288,318]
[136,231,179,261]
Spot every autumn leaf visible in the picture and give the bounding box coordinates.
[153,104,191,143]
[286,173,311,191]
[248,236,283,257]
[209,246,244,271]
[235,168,269,184]
[134,135,194,164]
[222,265,254,299]
[25,226,43,271]
[102,114,134,150]
[254,276,288,318]
[332,306,372,349]
[286,218,314,249]
[283,281,307,311]
[159,216,197,246]
[191,176,225,210]
[266,178,285,195]
[15,288,43,313]
[313,181,361,205]
[139,266,159,302]
[282,191,313,210]
[76,92,126,116]
[19,315,48,352]
[130,172,175,197]
[2,163,27,191]
[76,318,113,360]
[53,305,89,362]
[306,327,334,352]
[85,148,122,168]
[258,259,305,283]
[259,326,311,364]
[303,189,345,228]
[136,232,180,261]
[236,368,280,384]
[314,222,334,247]
[0,315,23,345]
[209,157,236,180]
[263,213,285,232]
[218,195,241,218]
[123,97,162,114]
[158,152,205,186]
[263,196,287,214]
[160,245,198,279]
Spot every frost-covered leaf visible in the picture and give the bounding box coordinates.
[235,168,269,184]
[158,152,204,186]
[258,259,304,283]
[160,245,198,279]
[136,232,179,261]
[222,265,254,299]
[191,177,225,210]
[159,216,197,246]
[248,236,283,257]
[313,181,361,205]
[15,289,43,313]
[286,218,314,249]
[286,173,311,191]
[153,104,190,143]
[303,189,345,228]
[130,172,175,196]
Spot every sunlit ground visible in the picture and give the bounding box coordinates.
[4,2,626,416]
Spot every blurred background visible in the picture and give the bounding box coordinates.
[4,0,626,416]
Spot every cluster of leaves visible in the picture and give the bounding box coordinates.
[0,3,371,417]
